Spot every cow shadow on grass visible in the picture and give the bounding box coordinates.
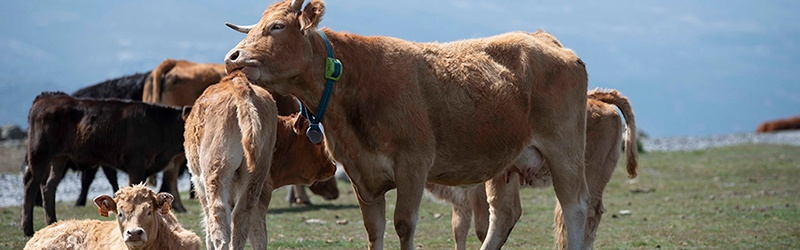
[268,203,360,214]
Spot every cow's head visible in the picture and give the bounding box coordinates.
[281,113,337,185]
[225,0,326,95]
[94,184,174,250]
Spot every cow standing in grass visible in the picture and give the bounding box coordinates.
[184,72,336,249]
[223,1,590,249]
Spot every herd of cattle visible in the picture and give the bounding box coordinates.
[17,0,655,249]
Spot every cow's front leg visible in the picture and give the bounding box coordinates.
[352,182,387,250]
[390,153,434,250]
[43,157,69,226]
[480,171,522,250]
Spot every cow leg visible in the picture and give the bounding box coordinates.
[22,155,49,236]
[541,146,589,250]
[76,164,98,207]
[480,172,521,250]
[205,170,233,250]
[451,196,473,250]
[353,188,386,250]
[101,166,120,192]
[288,184,312,206]
[190,172,214,249]
[392,158,432,250]
[160,155,186,212]
[230,178,269,250]
[42,157,69,226]
[470,183,490,243]
[248,187,272,249]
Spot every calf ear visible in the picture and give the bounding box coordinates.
[300,0,326,31]
[94,195,117,217]
[293,114,310,134]
[156,193,174,214]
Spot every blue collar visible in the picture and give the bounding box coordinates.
[299,29,342,144]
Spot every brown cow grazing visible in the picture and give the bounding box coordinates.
[184,72,336,249]
[224,1,590,249]
[427,89,638,250]
[755,116,800,133]
[24,184,200,250]
[22,92,187,236]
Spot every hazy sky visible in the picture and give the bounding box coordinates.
[1,0,798,137]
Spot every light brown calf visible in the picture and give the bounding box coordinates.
[427,89,638,250]
[24,184,200,250]
[184,72,336,249]
[225,2,589,248]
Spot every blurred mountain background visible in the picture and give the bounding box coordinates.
[1,0,798,137]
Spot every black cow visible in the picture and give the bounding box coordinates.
[22,92,186,236]
[22,72,152,207]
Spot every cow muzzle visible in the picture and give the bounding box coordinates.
[124,227,148,245]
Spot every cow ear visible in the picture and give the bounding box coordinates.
[300,0,326,31]
[156,192,174,214]
[293,114,309,134]
[94,195,117,217]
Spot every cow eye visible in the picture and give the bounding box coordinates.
[270,23,285,31]
[118,212,124,220]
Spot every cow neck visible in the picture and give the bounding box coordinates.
[299,29,342,144]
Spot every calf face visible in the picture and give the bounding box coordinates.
[94,185,174,249]
[273,114,336,187]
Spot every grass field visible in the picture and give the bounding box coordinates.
[1,144,798,249]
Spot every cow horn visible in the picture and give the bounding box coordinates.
[225,22,255,34]
[291,0,304,11]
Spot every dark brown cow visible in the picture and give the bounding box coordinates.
[756,116,800,133]
[22,92,187,236]
[224,1,589,249]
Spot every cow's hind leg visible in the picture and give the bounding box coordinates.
[76,163,97,207]
[540,143,590,250]
[480,171,521,250]
[451,195,473,250]
[101,166,120,192]
[205,170,234,250]
[470,183,490,243]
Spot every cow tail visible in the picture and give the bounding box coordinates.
[231,77,263,173]
[146,59,178,103]
[588,88,639,178]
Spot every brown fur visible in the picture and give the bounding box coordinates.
[22,93,187,236]
[142,59,226,106]
[755,116,800,133]
[184,72,336,249]
[427,89,638,250]
[24,184,200,250]
[224,1,589,249]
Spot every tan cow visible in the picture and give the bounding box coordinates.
[427,89,638,250]
[223,1,590,249]
[24,184,200,250]
[184,71,336,249]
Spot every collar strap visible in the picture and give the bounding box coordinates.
[299,29,342,144]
